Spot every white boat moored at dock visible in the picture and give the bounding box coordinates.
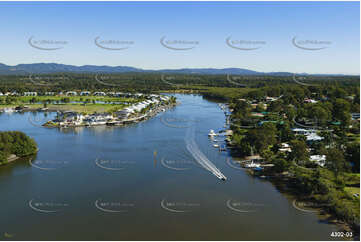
[2,108,15,113]
[208,129,217,136]
[244,161,261,168]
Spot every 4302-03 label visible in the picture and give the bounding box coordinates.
[330,231,353,238]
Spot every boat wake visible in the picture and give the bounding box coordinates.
[185,127,227,181]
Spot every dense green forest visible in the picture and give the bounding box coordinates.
[0,72,359,96]
[0,131,38,165]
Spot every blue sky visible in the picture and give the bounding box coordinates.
[0,1,359,74]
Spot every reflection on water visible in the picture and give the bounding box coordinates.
[0,94,340,240]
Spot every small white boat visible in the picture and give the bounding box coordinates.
[3,108,14,113]
[245,161,261,168]
[208,129,217,136]
[213,172,227,181]
[213,144,219,148]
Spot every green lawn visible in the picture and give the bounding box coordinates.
[345,187,360,197]
[45,104,128,114]
[13,95,138,103]
[0,103,128,114]
[0,95,139,114]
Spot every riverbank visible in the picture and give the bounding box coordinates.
[219,97,360,238]
[0,153,36,166]
[0,131,38,167]
[43,101,177,128]
[230,155,360,238]
[267,172,357,238]
[0,154,19,166]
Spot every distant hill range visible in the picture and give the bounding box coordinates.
[0,63,351,76]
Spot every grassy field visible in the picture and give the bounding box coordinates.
[13,95,138,103]
[345,187,360,198]
[0,103,128,114]
[0,95,139,114]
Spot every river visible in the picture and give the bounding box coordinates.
[0,94,340,240]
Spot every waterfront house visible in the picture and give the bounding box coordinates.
[351,113,360,120]
[250,112,265,118]
[115,109,132,119]
[66,91,78,96]
[114,92,124,97]
[152,99,160,104]
[304,98,318,104]
[292,128,316,135]
[265,96,277,102]
[148,94,159,99]
[160,96,170,101]
[279,143,291,153]
[310,155,326,167]
[58,111,84,126]
[93,92,106,96]
[306,133,324,142]
[83,113,113,125]
[133,103,146,112]
[80,91,91,96]
[23,92,38,96]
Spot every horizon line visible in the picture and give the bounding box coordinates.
[0,62,359,76]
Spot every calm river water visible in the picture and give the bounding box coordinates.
[0,94,340,240]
